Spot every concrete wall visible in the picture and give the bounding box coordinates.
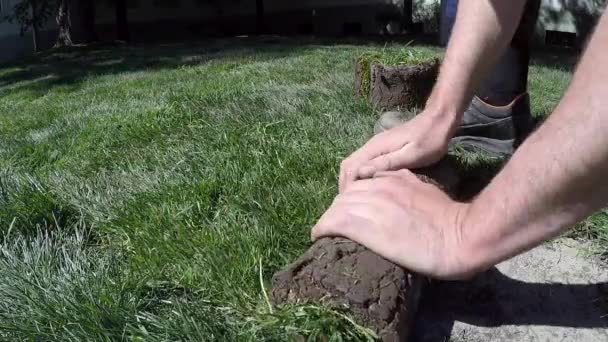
[262,1,398,36]
[0,0,407,60]
[2,0,604,61]
[91,0,406,39]
[94,0,250,24]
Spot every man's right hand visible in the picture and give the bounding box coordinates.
[339,110,459,193]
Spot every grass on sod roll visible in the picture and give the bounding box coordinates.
[356,44,439,97]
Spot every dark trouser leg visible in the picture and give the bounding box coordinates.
[476,0,541,106]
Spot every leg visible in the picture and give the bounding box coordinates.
[476,0,541,106]
[376,0,542,157]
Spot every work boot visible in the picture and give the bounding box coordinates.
[374,94,533,158]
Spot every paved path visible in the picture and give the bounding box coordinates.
[413,239,608,342]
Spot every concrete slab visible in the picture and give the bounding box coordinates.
[413,238,608,342]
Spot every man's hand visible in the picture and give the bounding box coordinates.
[337,0,530,192]
[313,170,472,280]
[339,111,457,193]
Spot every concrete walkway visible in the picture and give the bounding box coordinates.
[413,238,608,342]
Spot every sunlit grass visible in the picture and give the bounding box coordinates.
[0,38,578,339]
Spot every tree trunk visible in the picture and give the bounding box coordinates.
[402,0,413,30]
[56,0,98,47]
[115,0,129,42]
[30,0,40,52]
[32,25,40,52]
[255,0,265,34]
[54,0,73,48]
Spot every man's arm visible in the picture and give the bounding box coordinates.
[456,11,608,274]
[314,11,608,280]
[339,0,528,192]
[427,0,527,115]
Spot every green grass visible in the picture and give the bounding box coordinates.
[0,38,590,340]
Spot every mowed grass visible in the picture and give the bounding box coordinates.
[0,38,592,340]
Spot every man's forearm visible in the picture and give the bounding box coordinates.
[458,12,608,274]
[426,0,527,120]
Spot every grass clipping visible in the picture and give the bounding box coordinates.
[357,47,437,97]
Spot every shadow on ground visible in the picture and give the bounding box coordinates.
[413,267,608,341]
[0,35,437,92]
[419,150,608,341]
[0,37,315,96]
[0,34,580,98]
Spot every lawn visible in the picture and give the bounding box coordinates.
[0,37,598,340]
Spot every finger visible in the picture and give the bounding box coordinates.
[355,169,440,210]
[379,169,429,200]
[348,132,392,163]
[311,199,381,242]
[340,164,365,194]
[342,176,408,198]
[371,169,420,195]
[359,143,445,179]
[340,131,406,192]
[338,163,348,193]
[357,153,394,179]
[312,199,402,258]
[341,178,379,193]
[357,144,420,179]
[375,169,454,215]
[340,158,360,194]
[312,194,350,241]
[374,169,419,181]
[311,204,358,241]
[375,168,438,195]
[312,189,390,241]
[339,161,374,195]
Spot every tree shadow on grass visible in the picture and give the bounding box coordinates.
[0,34,447,97]
[0,25,583,97]
[0,37,328,97]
